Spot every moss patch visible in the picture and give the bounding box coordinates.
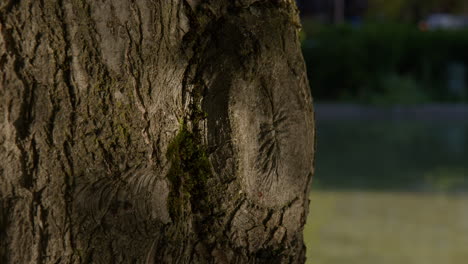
[166,122,212,221]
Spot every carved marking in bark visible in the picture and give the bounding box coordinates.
[204,10,314,207]
[75,166,170,224]
[256,83,289,191]
[232,75,313,207]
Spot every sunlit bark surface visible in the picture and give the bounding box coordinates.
[0,0,314,263]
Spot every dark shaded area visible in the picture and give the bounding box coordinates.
[297,0,367,22]
[297,0,468,104]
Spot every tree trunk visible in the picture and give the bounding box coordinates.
[0,0,315,263]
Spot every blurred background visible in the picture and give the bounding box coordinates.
[296,1,468,263]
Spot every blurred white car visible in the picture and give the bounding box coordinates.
[420,14,468,30]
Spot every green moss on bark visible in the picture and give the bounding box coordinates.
[166,122,212,221]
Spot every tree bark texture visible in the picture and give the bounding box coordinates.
[0,0,315,263]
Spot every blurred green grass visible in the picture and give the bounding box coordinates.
[304,191,468,264]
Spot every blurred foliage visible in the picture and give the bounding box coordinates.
[370,73,430,105]
[424,167,468,192]
[301,21,468,103]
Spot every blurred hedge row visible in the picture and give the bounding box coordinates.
[301,22,468,104]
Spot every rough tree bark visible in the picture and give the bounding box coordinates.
[0,0,315,263]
